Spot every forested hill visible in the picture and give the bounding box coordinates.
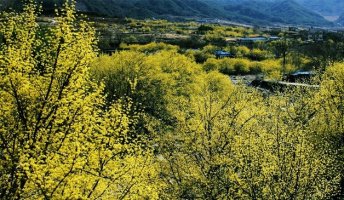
[219,0,331,26]
[0,0,333,26]
[336,14,344,26]
[0,0,224,18]
[76,0,223,19]
[295,0,344,17]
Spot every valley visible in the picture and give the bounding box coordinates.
[1,1,344,199]
[1,0,341,27]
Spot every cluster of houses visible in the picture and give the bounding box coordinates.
[215,36,280,58]
[248,70,318,93]
[213,33,318,92]
[237,36,280,45]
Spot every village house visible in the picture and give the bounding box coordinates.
[215,50,232,58]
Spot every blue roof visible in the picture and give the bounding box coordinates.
[239,36,279,42]
[239,37,267,41]
[269,36,280,39]
[291,71,316,76]
[215,50,231,55]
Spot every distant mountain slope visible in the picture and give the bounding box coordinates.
[222,0,331,26]
[267,0,330,25]
[335,13,344,26]
[133,0,220,17]
[0,0,333,26]
[295,0,344,17]
[222,1,278,24]
[74,0,223,18]
[1,0,223,18]
[207,0,344,20]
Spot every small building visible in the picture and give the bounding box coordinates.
[269,36,280,41]
[250,79,319,93]
[237,36,280,48]
[285,71,316,83]
[215,50,232,59]
[238,37,267,45]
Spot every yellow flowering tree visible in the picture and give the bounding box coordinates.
[158,72,339,199]
[312,63,344,198]
[0,1,161,199]
[89,44,341,199]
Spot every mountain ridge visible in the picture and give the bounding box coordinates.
[295,0,344,17]
[0,0,333,26]
[218,0,331,26]
[335,13,344,26]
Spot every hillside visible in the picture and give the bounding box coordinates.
[267,0,330,25]
[295,0,344,17]
[0,0,333,26]
[221,0,331,26]
[74,0,224,18]
[0,0,224,18]
[335,13,344,26]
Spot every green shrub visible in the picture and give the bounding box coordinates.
[249,62,264,74]
[249,49,272,61]
[234,59,250,74]
[203,58,220,72]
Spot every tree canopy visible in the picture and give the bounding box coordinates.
[0,1,343,199]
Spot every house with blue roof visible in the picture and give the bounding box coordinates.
[215,50,232,59]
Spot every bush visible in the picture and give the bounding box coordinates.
[249,61,264,74]
[203,58,220,72]
[197,24,214,34]
[121,42,179,54]
[249,49,272,61]
[218,58,235,75]
[191,50,214,63]
[260,59,282,80]
[234,59,250,74]
[230,46,250,58]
